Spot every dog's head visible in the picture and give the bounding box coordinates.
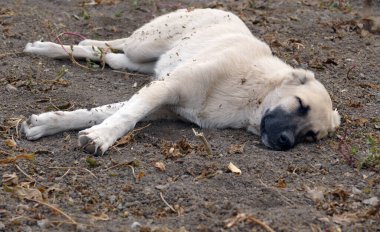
[260,69,340,150]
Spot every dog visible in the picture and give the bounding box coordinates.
[22,8,341,154]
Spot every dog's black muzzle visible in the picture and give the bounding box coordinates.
[260,107,297,151]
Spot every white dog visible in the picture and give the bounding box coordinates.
[22,8,340,154]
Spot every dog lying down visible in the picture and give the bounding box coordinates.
[22,8,340,154]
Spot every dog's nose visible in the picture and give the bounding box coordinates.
[277,131,295,150]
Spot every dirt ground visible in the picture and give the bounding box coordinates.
[0,0,379,231]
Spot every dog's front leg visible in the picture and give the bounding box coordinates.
[22,102,128,140]
[78,81,179,155]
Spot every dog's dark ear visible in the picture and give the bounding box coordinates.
[283,69,315,86]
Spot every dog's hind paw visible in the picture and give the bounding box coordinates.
[78,126,116,155]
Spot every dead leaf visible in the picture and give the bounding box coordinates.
[2,172,19,186]
[4,138,17,148]
[276,178,287,188]
[228,143,245,154]
[91,212,110,221]
[332,212,360,225]
[114,132,134,146]
[304,185,325,203]
[154,161,166,172]
[228,162,242,175]
[332,187,349,201]
[0,153,35,165]
[13,185,43,201]
[136,171,145,182]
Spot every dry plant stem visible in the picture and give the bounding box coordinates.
[15,164,36,182]
[54,32,94,71]
[111,70,149,77]
[48,166,97,179]
[192,128,213,156]
[226,213,276,232]
[128,165,137,179]
[338,129,356,166]
[57,168,71,179]
[26,198,77,225]
[159,192,177,214]
[103,161,132,172]
[0,51,23,59]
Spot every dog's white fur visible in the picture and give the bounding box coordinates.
[22,9,340,154]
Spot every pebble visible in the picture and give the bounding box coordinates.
[6,84,18,92]
[0,222,4,230]
[37,219,49,229]
[131,221,141,230]
[352,187,362,195]
[155,183,170,190]
[109,195,117,204]
[363,197,379,206]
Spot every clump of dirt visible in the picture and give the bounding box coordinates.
[0,0,379,231]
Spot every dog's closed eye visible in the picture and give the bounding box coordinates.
[296,96,310,116]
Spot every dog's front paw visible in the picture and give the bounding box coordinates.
[78,126,117,155]
[21,114,61,140]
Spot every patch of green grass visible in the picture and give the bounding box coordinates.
[357,136,380,171]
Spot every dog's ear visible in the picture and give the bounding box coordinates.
[283,69,315,86]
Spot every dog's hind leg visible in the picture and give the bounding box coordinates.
[78,38,128,50]
[77,80,179,155]
[24,41,155,72]
[21,102,128,140]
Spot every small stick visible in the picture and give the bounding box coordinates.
[48,166,97,179]
[226,213,276,232]
[0,51,23,59]
[159,192,177,214]
[128,165,137,179]
[246,215,276,232]
[15,164,36,182]
[192,128,213,156]
[103,161,132,172]
[346,63,356,79]
[26,198,77,225]
[57,168,71,180]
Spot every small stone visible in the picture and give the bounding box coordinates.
[117,203,124,210]
[6,84,18,92]
[363,197,379,206]
[352,187,362,195]
[37,219,49,229]
[109,195,116,204]
[155,183,170,190]
[0,222,5,230]
[131,221,141,230]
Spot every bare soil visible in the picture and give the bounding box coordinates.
[0,0,379,231]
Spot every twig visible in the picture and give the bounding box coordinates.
[26,198,77,225]
[57,168,71,180]
[346,63,356,79]
[14,164,36,182]
[103,161,132,172]
[225,213,276,232]
[0,51,23,59]
[48,166,97,179]
[54,32,95,71]
[159,192,177,214]
[128,165,137,179]
[192,128,213,156]
[337,129,356,166]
